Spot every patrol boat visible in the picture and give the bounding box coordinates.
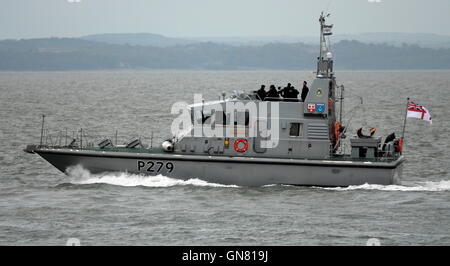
[24,14,405,187]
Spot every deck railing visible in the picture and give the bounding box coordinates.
[37,127,156,150]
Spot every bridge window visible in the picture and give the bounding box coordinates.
[202,111,213,124]
[235,111,250,126]
[289,123,303,137]
[214,111,229,125]
[215,111,224,125]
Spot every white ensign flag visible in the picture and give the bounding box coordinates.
[407,102,432,124]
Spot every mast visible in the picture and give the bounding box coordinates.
[317,12,333,78]
[318,12,340,154]
[319,11,330,59]
[319,12,325,60]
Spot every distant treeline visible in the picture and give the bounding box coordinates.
[1,38,450,70]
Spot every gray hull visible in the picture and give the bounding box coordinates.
[35,148,404,187]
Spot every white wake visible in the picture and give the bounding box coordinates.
[65,165,239,188]
[65,165,449,191]
[322,180,450,192]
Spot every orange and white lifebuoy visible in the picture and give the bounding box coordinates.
[234,139,249,153]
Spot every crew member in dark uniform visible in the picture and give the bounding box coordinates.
[291,85,299,99]
[266,85,279,99]
[301,81,309,102]
[283,83,292,98]
[284,83,299,99]
[255,85,266,101]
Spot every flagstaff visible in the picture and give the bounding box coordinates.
[401,97,410,141]
[399,98,433,154]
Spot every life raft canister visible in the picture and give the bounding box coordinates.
[234,138,249,153]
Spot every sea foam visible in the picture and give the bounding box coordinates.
[66,165,449,191]
[66,165,238,188]
[322,180,450,192]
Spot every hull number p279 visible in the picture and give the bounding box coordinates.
[137,160,174,173]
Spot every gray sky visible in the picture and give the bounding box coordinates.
[1,0,450,39]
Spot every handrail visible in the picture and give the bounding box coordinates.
[263,97,301,102]
[36,127,157,150]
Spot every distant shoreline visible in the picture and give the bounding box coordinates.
[2,38,450,71]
